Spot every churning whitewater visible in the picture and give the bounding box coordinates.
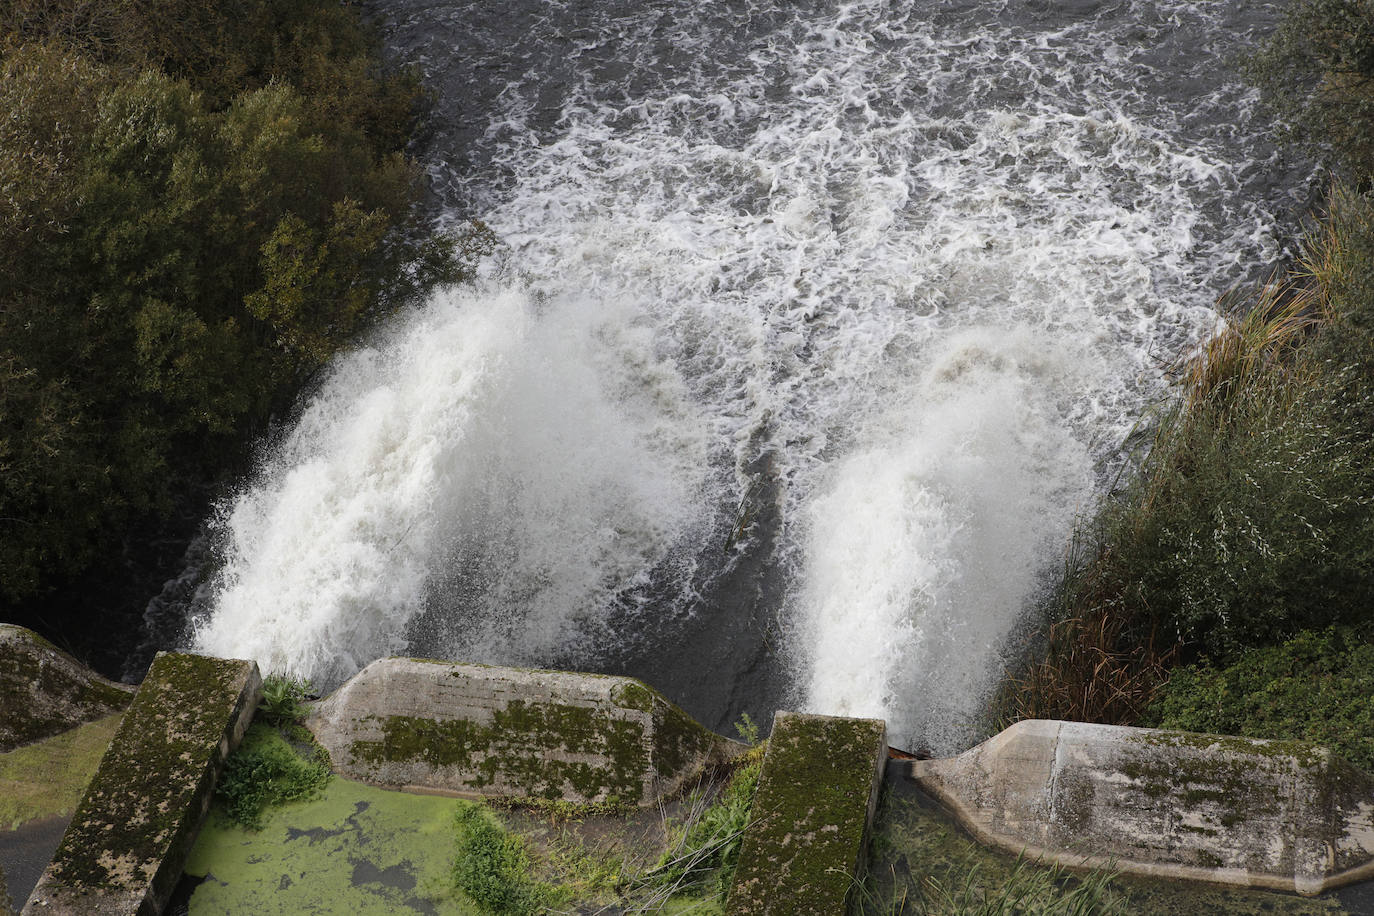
[191,0,1302,752]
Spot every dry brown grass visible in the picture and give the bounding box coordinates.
[1000,600,1177,726]
[1175,280,1320,411]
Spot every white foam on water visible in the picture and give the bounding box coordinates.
[195,0,1292,747]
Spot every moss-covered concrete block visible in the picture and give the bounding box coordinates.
[0,625,133,752]
[910,719,1374,896]
[307,657,742,806]
[23,652,261,916]
[726,711,887,915]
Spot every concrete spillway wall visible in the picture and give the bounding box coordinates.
[909,718,1374,896]
[306,657,744,806]
[6,622,1374,911]
[23,652,260,916]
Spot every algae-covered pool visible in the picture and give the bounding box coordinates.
[179,778,475,915]
[176,772,735,915]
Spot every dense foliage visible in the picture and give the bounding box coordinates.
[0,1,488,642]
[1146,627,1374,773]
[215,722,332,829]
[1003,0,1374,764]
[451,804,554,916]
[1246,0,1374,181]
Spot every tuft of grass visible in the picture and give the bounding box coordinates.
[258,674,313,727]
[631,744,765,908]
[452,803,560,915]
[487,794,634,825]
[853,855,1129,916]
[995,603,1176,728]
[214,723,332,830]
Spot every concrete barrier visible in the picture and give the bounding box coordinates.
[909,719,1374,896]
[726,711,887,915]
[0,625,133,752]
[307,658,742,806]
[23,653,260,916]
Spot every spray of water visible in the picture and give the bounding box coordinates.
[193,0,1295,751]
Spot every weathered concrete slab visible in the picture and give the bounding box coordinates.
[910,719,1374,896]
[23,652,261,916]
[726,711,887,915]
[0,625,133,752]
[307,657,742,806]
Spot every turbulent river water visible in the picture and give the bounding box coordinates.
[185,0,1311,752]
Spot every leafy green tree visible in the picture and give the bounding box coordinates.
[0,10,490,616]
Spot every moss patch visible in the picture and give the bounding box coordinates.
[727,713,884,915]
[0,626,132,751]
[344,672,726,807]
[350,700,649,804]
[0,713,122,831]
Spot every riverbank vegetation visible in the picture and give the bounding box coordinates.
[1002,0,1374,772]
[0,0,490,672]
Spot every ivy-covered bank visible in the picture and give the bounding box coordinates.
[1001,0,1374,771]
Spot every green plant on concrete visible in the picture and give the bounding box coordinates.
[1145,626,1374,774]
[638,745,764,905]
[215,723,331,829]
[259,674,312,727]
[452,803,559,915]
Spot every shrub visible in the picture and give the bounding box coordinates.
[451,804,553,916]
[1146,627,1374,774]
[214,723,331,829]
[1246,0,1374,182]
[1005,188,1374,723]
[0,4,494,612]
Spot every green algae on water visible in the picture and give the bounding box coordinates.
[187,776,477,915]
